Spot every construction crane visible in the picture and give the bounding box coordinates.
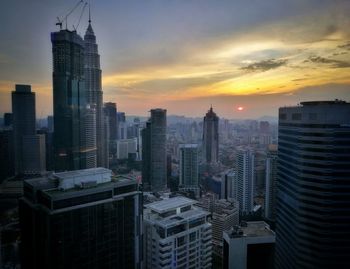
[56,0,87,31]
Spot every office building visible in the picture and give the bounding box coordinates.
[104,102,117,141]
[211,199,239,252]
[143,196,212,269]
[179,144,199,197]
[117,112,127,140]
[223,221,275,269]
[116,138,137,160]
[4,113,13,127]
[12,85,45,175]
[19,167,142,269]
[236,149,254,214]
[52,29,95,171]
[275,101,350,268]
[84,17,107,168]
[203,106,219,164]
[0,130,14,181]
[21,134,46,175]
[142,109,167,192]
[264,144,277,221]
[221,169,236,200]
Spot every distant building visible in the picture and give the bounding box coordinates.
[236,149,254,214]
[143,196,212,269]
[179,144,199,197]
[0,130,14,180]
[223,221,275,269]
[203,106,219,164]
[12,85,45,175]
[104,102,117,141]
[221,169,236,200]
[47,115,54,133]
[211,199,239,253]
[19,168,142,269]
[117,112,127,140]
[142,109,167,192]
[275,101,350,268]
[84,19,107,168]
[4,113,13,127]
[264,144,277,221]
[116,138,137,159]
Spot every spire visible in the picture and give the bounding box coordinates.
[88,1,91,24]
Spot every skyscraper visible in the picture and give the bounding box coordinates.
[52,29,94,171]
[275,101,350,268]
[84,18,107,168]
[264,144,277,221]
[203,106,219,164]
[19,168,143,269]
[236,149,254,214]
[179,144,199,197]
[12,85,45,175]
[142,109,167,192]
[104,102,117,141]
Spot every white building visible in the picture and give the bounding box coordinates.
[116,138,137,159]
[236,149,255,214]
[223,221,275,269]
[143,196,212,269]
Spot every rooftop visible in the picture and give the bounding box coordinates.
[179,144,198,149]
[227,221,275,238]
[145,196,197,214]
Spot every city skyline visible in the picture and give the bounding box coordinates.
[0,0,350,119]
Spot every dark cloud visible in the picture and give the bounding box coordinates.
[305,56,350,68]
[338,42,350,50]
[241,59,288,72]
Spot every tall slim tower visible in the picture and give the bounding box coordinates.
[12,85,36,174]
[264,144,278,221]
[142,109,167,192]
[236,149,254,214]
[52,29,93,171]
[179,144,199,197]
[203,106,219,163]
[84,14,107,168]
[275,101,350,268]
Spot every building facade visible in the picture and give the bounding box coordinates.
[143,197,212,269]
[264,144,277,221]
[203,106,219,164]
[19,168,142,269]
[223,221,275,269]
[84,20,107,168]
[142,109,167,192]
[236,149,255,214]
[179,144,199,197]
[275,101,350,268]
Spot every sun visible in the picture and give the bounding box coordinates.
[237,106,244,111]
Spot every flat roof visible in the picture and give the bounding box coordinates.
[241,221,274,237]
[145,196,197,213]
[54,167,110,180]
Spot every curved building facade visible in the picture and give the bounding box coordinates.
[275,101,350,268]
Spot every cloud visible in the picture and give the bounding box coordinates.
[305,56,350,68]
[241,58,288,72]
[338,42,350,50]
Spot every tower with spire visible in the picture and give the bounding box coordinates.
[84,8,108,168]
[203,106,219,164]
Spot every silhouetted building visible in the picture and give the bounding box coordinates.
[179,144,199,197]
[264,144,277,221]
[4,113,13,127]
[47,115,54,133]
[0,130,14,181]
[84,18,107,168]
[275,100,350,268]
[19,168,143,269]
[104,102,117,140]
[203,106,219,164]
[12,85,44,175]
[51,29,95,171]
[221,169,236,200]
[142,109,167,192]
[223,221,275,269]
[117,112,127,140]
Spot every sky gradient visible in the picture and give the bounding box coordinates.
[1,0,350,119]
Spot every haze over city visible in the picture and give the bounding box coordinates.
[0,0,350,118]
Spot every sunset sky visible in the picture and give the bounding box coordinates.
[1,0,350,119]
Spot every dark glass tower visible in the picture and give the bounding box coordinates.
[142,109,167,192]
[203,106,219,164]
[84,19,107,168]
[275,101,350,268]
[51,29,93,171]
[19,168,143,269]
